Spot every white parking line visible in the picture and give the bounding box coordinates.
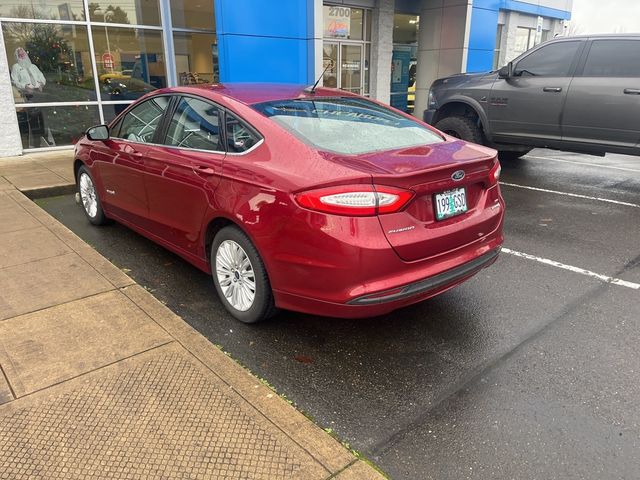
[502,248,640,290]
[499,182,640,209]
[525,155,640,173]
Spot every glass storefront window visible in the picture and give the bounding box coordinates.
[171,0,215,30]
[88,0,160,26]
[102,103,131,123]
[16,105,99,149]
[322,43,338,88]
[0,0,84,21]
[174,32,218,85]
[323,5,363,41]
[393,14,419,44]
[91,27,166,101]
[2,22,96,103]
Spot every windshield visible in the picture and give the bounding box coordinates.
[252,97,444,155]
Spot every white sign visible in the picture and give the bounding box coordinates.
[535,16,544,45]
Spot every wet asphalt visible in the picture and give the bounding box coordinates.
[37,149,640,479]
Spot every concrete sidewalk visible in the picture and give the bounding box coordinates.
[0,151,384,479]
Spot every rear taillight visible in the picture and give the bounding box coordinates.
[488,160,501,186]
[295,184,414,216]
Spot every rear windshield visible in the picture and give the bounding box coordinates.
[252,97,444,155]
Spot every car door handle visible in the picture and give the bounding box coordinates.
[543,87,563,93]
[624,88,640,95]
[193,165,216,175]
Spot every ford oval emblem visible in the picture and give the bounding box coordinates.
[451,170,465,181]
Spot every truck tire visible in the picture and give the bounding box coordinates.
[435,116,483,145]
[498,150,531,161]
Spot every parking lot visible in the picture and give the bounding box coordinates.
[39,148,640,479]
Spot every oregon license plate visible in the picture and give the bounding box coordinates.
[434,188,467,221]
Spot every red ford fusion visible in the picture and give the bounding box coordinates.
[74,83,504,323]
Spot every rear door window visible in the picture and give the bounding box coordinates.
[582,40,640,77]
[116,96,170,143]
[225,113,261,153]
[164,97,222,151]
[514,41,582,77]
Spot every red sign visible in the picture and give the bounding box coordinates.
[102,52,114,70]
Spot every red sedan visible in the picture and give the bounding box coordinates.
[74,84,504,323]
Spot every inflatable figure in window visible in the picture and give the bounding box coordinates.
[11,47,46,100]
[11,47,50,148]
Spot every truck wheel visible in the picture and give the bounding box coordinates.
[499,150,531,161]
[435,116,483,145]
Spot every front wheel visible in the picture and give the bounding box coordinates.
[211,226,278,324]
[434,116,484,145]
[77,165,108,225]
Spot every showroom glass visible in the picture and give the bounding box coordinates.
[583,40,640,77]
[2,23,95,103]
[515,41,581,77]
[322,6,371,95]
[92,27,165,101]
[165,97,221,151]
[0,0,84,20]
[323,6,363,40]
[253,98,443,155]
[88,0,160,26]
[116,96,169,142]
[171,0,215,30]
[173,32,218,85]
[226,113,260,153]
[16,105,99,149]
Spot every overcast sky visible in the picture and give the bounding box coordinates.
[570,0,640,34]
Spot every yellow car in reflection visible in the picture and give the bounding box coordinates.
[99,72,132,84]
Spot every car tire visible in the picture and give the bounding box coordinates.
[77,165,108,225]
[435,116,484,145]
[211,226,278,324]
[498,150,531,161]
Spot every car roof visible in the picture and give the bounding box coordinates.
[155,83,359,105]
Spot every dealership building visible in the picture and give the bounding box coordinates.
[0,0,571,156]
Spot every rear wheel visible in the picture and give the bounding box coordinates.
[498,150,531,161]
[77,165,107,225]
[211,226,278,324]
[435,116,484,145]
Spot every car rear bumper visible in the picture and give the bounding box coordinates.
[347,247,500,306]
[423,109,437,125]
[271,235,503,319]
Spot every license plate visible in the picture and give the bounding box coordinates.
[434,188,467,221]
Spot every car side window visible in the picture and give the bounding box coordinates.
[165,97,222,151]
[582,40,640,77]
[226,113,260,153]
[117,96,170,143]
[514,41,581,77]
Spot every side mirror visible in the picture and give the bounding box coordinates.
[86,124,109,141]
[498,62,513,79]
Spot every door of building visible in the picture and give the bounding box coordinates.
[323,42,364,94]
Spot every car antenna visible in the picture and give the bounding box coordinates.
[305,61,333,95]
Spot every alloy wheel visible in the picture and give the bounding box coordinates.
[79,172,98,218]
[215,240,256,311]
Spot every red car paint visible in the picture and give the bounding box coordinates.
[75,84,504,318]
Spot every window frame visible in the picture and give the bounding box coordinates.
[513,39,586,78]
